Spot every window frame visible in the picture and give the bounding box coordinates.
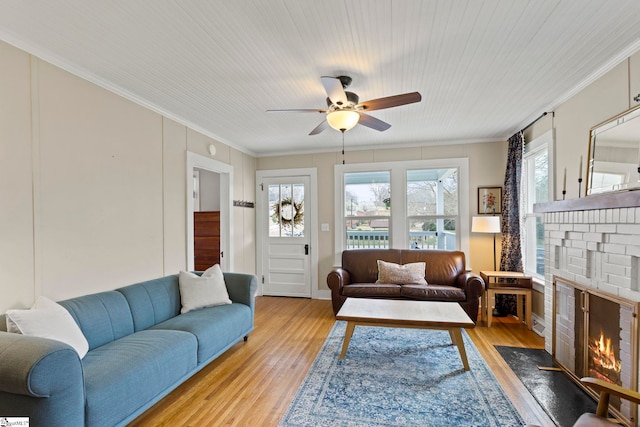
[334,158,469,265]
[522,130,555,281]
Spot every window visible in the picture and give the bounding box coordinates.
[335,159,469,261]
[344,171,391,248]
[522,130,554,279]
[407,169,458,250]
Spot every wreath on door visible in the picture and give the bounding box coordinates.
[272,197,304,228]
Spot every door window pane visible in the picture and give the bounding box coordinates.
[269,183,304,237]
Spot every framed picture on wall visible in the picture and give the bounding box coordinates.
[478,187,502,214]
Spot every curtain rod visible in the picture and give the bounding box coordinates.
[520,112,548,133]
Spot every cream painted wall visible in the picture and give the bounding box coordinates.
[0,41,34,310]
[162,117,187,274]
[555,61,630,199]
[257,141,508,292]
[36,60,165,301]
[0,41,257,312]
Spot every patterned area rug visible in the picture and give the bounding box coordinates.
[280,321,525,427]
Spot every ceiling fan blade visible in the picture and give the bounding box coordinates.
[309,120,328,135]
[358,113,391,131]
[267,108,327,113]
[357,92,422,111]
[321,76,348,106]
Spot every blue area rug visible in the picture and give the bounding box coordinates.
[280,321,525,427]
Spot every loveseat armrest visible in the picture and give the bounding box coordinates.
[455,272,485,299]
[223,272,258,310]
[327,267,351,315]
[0,332,85,425]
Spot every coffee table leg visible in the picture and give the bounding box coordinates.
[340,321,356,359]
[450,328,470,371]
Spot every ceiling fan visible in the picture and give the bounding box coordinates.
[267,76,422,135]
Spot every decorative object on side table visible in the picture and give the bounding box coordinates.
[478,186,502,214]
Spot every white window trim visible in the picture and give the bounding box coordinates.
[334,158,470,265]
[522,129,554,282]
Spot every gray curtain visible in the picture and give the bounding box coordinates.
[496,131,524,315]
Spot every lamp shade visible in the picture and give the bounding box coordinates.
[326,110,360,132]
[471,216,500,233]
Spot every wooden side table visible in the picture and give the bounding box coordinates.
[479,270,532,330]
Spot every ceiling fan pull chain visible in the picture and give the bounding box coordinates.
[341,130,345,164]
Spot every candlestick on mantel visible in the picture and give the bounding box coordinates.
[579,156,583,178]
[578,157,583,198]
[578,177,583,198]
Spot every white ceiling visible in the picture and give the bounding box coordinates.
[1,1,640,157]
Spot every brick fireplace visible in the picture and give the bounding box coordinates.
[536,192,640,426]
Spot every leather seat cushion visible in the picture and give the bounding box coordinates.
[342,283,402,297]
[400,284,465,301]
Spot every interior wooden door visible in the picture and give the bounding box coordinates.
[194,211,220,270]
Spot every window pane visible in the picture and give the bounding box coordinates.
[409,218,456,250]
[346,218,389,249]
[407,169,458,216]
[268,183,304,237]
[535,216,544,275]
[534,152,549,203]
[344,172,390,217]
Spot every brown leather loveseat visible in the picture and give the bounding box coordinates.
[327,249,485,322]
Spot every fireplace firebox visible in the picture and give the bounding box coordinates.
[554,276,639,425]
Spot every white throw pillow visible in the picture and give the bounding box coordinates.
[178,264,232,314]
[376,260,428,285]
[5,296,89,358]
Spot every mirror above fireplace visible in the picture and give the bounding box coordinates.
[587,104,640,196]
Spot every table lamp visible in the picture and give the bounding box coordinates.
[472,216,501,271]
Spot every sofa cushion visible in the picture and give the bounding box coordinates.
[82,329,197,427]
[59,291,134,351]
[376,260,427,285]
[5,296,89,358]
[400,250,465,286]
[151,303,252,364]
[400,284,465,301]
[117,275,182,331]
[342,283,402,298]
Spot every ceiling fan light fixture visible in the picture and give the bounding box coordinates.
[326,110,360,132]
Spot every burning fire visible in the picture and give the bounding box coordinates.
[589,330,621,376]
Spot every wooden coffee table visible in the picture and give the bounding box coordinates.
[335,298,476,371]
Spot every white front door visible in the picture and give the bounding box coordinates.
[259,175,311,297]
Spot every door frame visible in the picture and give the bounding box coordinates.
[256,168,318,298]
[187,151,233,272]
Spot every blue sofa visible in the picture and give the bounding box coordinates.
[0,272,257,426]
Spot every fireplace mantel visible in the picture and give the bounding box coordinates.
[534,191,640,213]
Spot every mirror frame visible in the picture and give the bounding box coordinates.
[586,104,640,196]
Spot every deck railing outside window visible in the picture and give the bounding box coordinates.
[346,230,456,250]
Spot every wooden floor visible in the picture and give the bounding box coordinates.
[130,297,555,427]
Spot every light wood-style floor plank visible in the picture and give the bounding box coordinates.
[129,297,555,426]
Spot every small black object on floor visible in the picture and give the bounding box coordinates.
[495,346,597,427]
